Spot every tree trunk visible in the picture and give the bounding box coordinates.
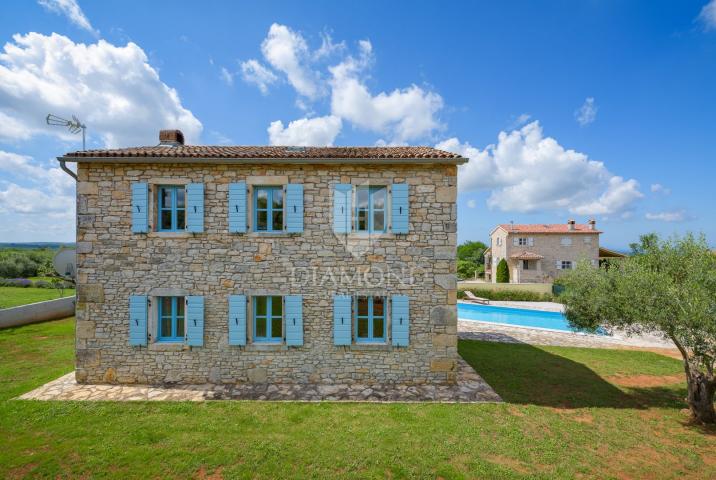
[686,370,716,424]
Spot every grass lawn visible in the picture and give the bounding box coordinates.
[1,319,714,479]
[0,287,75,309]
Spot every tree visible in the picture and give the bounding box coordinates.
[629,232,659,256]
[560,234,716,423]
[456,240,487,280]
[496,258,510,283]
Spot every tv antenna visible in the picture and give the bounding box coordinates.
[46,113,86,150]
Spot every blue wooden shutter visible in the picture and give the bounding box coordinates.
[128,295,148,346]
[228,295,247,346]
[333,295,352,345]
[391,183,409,234]
[333,184,352,234]
[131,183,149,233]
[285,295,303,346]
[186,183,204,233]
[228,182,247,233]
[185,296,204,346]
[285,184,304,233]
[391,295,410,346]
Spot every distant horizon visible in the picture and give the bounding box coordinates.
[0,239,691,254]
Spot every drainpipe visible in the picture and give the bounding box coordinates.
[57,158,77,181]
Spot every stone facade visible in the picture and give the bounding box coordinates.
[486,223,599,283]
[74,161,459,386]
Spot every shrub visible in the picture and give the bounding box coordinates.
[33,280,52,288]
[0,254,40,278]
[1,278,33,288]
[458,288,553,302]
[496,259,510,283]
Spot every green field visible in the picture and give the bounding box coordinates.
[0,287,75,309]
[0,318,714,479]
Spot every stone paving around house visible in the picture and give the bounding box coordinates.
[18,357,501,403]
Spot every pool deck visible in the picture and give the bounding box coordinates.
[458,300,678,352]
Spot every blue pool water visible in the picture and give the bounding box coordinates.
[458,303,576,332]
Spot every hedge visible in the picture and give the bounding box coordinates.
[457,288,555,302]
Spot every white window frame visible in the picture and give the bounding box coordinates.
[561,260,573,270]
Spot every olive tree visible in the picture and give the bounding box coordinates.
[560,234,716,424]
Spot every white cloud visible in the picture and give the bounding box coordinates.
[267,115,342,146]
[0,150,75,215]
[313,32,345,60]
[436,121,643,215]
[329,40,443,143]
[38,0,98,35]
[509,113,531,129]
[571,176,643,215]
[241,25,444,144]
[0,183,67,214]
[220,67,234,86]
[0,32,202,148]
[698,0,716,30]
[466,199,477,208]
[645,210,689,222]
[650,183,671,195]
[575,97,597,126]
[260,24,322,99]
[240,59,277,94]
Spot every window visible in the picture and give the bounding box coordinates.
[355,186,387,233]
[560,236,573,246]
[496,237,502,246]
[584,236,592,244]
[355,296,386,342]
[522,260,530,270]
[561,261,573,270]
[158,186,186,231]
[157,296,185,342]
[254,186,284,232]
[253,296,283,342]
[518,237,528,246]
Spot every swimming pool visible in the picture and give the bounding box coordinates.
[458,302,578,332]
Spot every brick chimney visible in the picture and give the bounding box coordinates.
[159,129,184,146]
[567,219,576,231]
[588,219,596,230]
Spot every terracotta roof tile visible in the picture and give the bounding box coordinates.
[498,224,602,234]
[510,250,545,260]
[62,145,463,160]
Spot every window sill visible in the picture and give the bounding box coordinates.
[246,232,300,238]
[344,233,397,240]
[244,343,288,352]
[349,343,391,351]
[147,231,193,239]
[148,342,190,352]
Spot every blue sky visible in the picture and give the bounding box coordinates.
[0,0,715,249]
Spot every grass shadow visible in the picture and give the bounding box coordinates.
[459,339,685,409]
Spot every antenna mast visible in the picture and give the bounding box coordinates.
[46,113,86,150]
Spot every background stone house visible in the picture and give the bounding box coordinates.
[484,220,601,283]
[63,130,467,386]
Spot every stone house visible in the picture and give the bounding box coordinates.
[484,220,601,283]
[60,130,467,386]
